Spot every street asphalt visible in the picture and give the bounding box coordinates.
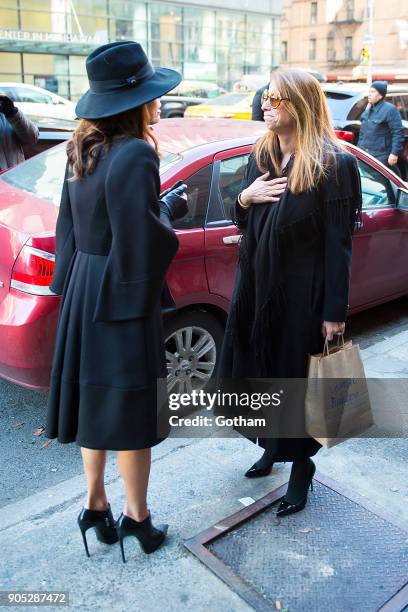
[0,296,407,611]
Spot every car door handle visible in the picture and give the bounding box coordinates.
[222,234,242,245]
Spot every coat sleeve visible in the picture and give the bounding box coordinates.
[322,152,362,322]
[49,161,76,295]
[387,105,405,156]
[93,139,179,322]
[7,109,39,146]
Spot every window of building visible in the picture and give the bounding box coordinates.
[0,8,19,29]
[183,7,215,63]
[281,41,288,63]
[0,52,22,82]
[327,34,335,61]
[346,0,354,21]
[310,2,318,24]
[345,36,353,61]
[0,2,281,98]
[309,37,316,61]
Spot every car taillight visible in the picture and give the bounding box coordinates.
[11,245,56,296]
[335,129,355,142]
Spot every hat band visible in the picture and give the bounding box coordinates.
[89,62,155,94]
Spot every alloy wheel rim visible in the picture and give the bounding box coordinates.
[165,325,216,394]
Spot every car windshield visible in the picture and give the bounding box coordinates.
[0,144,181,205]
[324,91,356,120]
[205,93,250,106]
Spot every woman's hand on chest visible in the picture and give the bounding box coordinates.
[240,173,288,208]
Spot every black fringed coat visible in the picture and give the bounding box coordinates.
[217,147,362,461]
[45,137,179,450]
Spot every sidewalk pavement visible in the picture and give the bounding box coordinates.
[1,333,407,612]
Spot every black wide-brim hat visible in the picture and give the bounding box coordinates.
[75,41,182,120]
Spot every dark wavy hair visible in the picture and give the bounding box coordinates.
[66,104,158,181]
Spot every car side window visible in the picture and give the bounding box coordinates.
[397,95,408,121]
[357,158,394,209]
[348,97,368,120]
[2,87,18,101]
[389,95,405,121]
[13,87,52,104]
[172,165,212,230]
[218,154,250,220]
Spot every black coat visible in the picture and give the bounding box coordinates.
[217,149,362,461]
[45,137,179,450]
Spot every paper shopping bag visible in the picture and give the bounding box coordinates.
[305,336,373,448]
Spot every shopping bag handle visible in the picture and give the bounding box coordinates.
[323,333,345,356]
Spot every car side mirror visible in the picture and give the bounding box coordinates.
[396,189,408,210]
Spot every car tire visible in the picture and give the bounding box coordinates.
[164,310,224,394]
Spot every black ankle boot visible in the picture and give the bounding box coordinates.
[77,503,118,557]
[276,459,316,517]
[116,512,168,562]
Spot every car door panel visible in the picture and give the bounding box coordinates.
[204,147,250,304]
[349,157,408,309]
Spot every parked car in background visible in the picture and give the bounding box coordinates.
[184,92,254,120]
[0,83,76,121]
[0,119,407,393]
[20,116,76,160]
[323,83,408,179]
[161,80,226,118]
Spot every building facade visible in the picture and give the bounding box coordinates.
[0,0,281,100]
[280,0,408,79]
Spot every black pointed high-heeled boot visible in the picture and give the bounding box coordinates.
[77,503,118,557]
[116,512,168,563]
[276,459,316,518]
[244,449,275,478]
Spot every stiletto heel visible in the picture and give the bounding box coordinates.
[79,525,90,558]
[276,459,316,518]
[116,512,167,563]
[77,503,118,557]
[119,534,126,564]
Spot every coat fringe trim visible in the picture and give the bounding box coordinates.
[230,192,360,370]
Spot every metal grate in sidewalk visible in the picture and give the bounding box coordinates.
[184,473,408,612]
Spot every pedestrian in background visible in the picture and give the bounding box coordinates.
[218,69,362,517]
[357,81,404,175]
[45,41,188,562]
[252,83,268,121]
[251,67,279,122]
[0,94,39,170]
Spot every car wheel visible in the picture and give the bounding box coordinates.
[164,310,224,394]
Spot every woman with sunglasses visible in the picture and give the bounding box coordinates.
[217,69,362,516]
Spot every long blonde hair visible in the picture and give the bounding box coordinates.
[67,104,158,181]
[254,69,344,194]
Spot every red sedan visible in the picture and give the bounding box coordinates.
[0,119,407,392]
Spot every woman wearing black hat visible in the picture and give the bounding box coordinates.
[45,41,187,561]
